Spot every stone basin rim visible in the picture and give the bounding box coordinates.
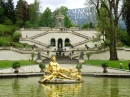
[38,79,84,84]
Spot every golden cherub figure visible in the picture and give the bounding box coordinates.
[71,70,82,81]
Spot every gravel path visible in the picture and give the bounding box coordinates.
[0,64,129,74]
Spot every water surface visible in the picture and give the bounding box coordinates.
[0,76,130,97]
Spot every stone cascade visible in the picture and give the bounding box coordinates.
[29,30,50,39]
[71,31,91,39]
[72,39,91,47]
[7,11,105,62]
[71,52,80,59]
[20,38,49,48]
[28,39,49,47]
[41,52,49,58]
[42,56,79,64]
[21,30,93,49]
[11,48,32,54]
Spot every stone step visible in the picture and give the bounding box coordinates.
[42,57,79,64]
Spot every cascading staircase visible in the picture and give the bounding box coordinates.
[42,56,79,64]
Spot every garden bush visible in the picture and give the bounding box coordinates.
[25,21,31,28]
[0,24,15,36]
[0,38,10,46]
[12,32,22,42]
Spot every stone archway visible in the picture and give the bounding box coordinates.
[50,38,56,46]
[58,38,63,49]
[65,38,70,46]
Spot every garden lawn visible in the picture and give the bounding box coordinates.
[0,36,32,48]
[84,60,130,70]
[0,60,35,69]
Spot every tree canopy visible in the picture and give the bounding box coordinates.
[29,0,40,28]
[0,0,16,24]
[85,0,126,60]
[38,7,53,27]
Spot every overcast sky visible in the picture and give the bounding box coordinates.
[13,0,86,12]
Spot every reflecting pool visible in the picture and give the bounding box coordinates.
[0,76,130,97]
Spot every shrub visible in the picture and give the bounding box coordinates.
[116,41,123,47]
[76,64,82,72]
[65,42,70,46]
[4,17,13,25]
[23,43,27,48]
[39,63,46,69]
[0,31,4,36]
[0,24,15,36]
[39,63,46,72]
[25,21,31,28]
[81,23,89,29]
[101,62,108,67]
[32,24,39,29]
[89,22,95,28]
[30,52,35,61]
[86,52,91,60]
[12,61,20,69]
[0,40,10,46]
[12,32,22,42]
[50,42,55,46]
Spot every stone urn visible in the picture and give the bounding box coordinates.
[101,62,108,73]
[39,63,46,72]
[12,62,20,73]
[76,63,82,72]
[14,67,20,73]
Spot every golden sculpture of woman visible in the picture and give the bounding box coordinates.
[47,56,61,73]
[40,56,82,82]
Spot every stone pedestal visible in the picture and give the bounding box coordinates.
[79,59,84,63]
[36,59,42,63]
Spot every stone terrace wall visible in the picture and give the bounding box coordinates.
[0,49,130,60]
[0,50,37,60]
[84,49,130,60]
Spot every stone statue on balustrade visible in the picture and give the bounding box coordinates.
[37,52,41,60]
[36,52,42,63]
[79,51,84,59]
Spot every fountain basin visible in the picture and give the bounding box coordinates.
[39,78,84,84]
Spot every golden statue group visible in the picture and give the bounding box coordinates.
[39,56,83,83]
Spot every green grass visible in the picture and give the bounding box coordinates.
[84,60,130,70]
[0,60,35,69]
[0,36,32,48]
[0,24,15,33]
